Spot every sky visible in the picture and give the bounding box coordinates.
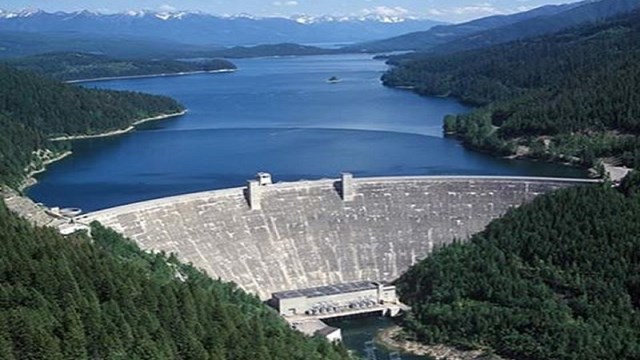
[3,0,576,22]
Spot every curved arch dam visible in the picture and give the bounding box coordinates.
[80,176,597,299]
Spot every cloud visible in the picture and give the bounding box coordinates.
[362,6,410,17]
[516,5,535,12]
[450,3,500,16]
[273,1,298,6]
[426,2,505,21]
[158,4,176,12]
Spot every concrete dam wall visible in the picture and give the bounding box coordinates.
[80,176,596,299]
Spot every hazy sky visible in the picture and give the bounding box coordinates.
[4,0,576,22]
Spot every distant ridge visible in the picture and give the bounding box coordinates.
[0,9,444,46]
[348,0,640,53]
[7,52,236,81]
[429,0,640,54]
[345,2,583,52]
[0,31,216,59]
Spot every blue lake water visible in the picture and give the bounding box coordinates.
[28,54,586,211]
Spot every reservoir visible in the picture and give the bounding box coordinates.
[27,53,587,357]
[28,54,585,211]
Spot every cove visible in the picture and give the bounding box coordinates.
[28,53,586,212]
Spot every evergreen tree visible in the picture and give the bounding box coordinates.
[397,174,640,360]
[382,10,640,167]
[0,202,352,359]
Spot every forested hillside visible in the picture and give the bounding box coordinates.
[0,201,351,359]
[0,64,184,187]
[345,1,579,52]
[396,173,640,360]
[427,0,640,54]
[211,43,336,59]
[348,0,640,53]
[383,10,640,169]
[8,52,236,81]
[0,31,218,60]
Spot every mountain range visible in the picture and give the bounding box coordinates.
[0,9,444,46]
[2,0,639,61]
[349,0,640,53]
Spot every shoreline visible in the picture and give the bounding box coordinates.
[66,68,236,84]
[49,110,188,142]
[376,326,503,360]
[444,128,609,179]
[24,109,188,190]
[19,150,73,191]
[386,83,616,178]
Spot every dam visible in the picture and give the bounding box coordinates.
[77,174,598,299]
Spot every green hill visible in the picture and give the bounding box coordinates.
[383,10,640,169]
[0,201,351,359]
[7,52,236,81]
[427,0,640,54]
[348,0,640,54]
[344,1,579,53]
[396,173,640,360]
[0,41,352,360]
[0,31,219,60]
[211,43,336,58]
[0,64,184,187]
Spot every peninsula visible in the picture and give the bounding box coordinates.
[66,69,235,84]
[49,110,188,142]
[0,63,185,188]
[9,52,237,82]
[21,109,190,190]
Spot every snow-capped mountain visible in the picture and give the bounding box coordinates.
[0,9,444,46]
[0,9,44,19]
[289,14,416,24]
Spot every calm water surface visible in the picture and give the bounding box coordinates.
[28,54,586,355]
[326,316,426,360]
[28,54,585,211]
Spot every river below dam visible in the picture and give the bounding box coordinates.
[27,53,587,357]
[327,316,426,360]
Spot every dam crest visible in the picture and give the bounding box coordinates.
[78,175,598,299]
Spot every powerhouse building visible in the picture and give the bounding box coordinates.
[271,281,397,317]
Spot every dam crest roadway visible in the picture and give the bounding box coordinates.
[76,174,599,299]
